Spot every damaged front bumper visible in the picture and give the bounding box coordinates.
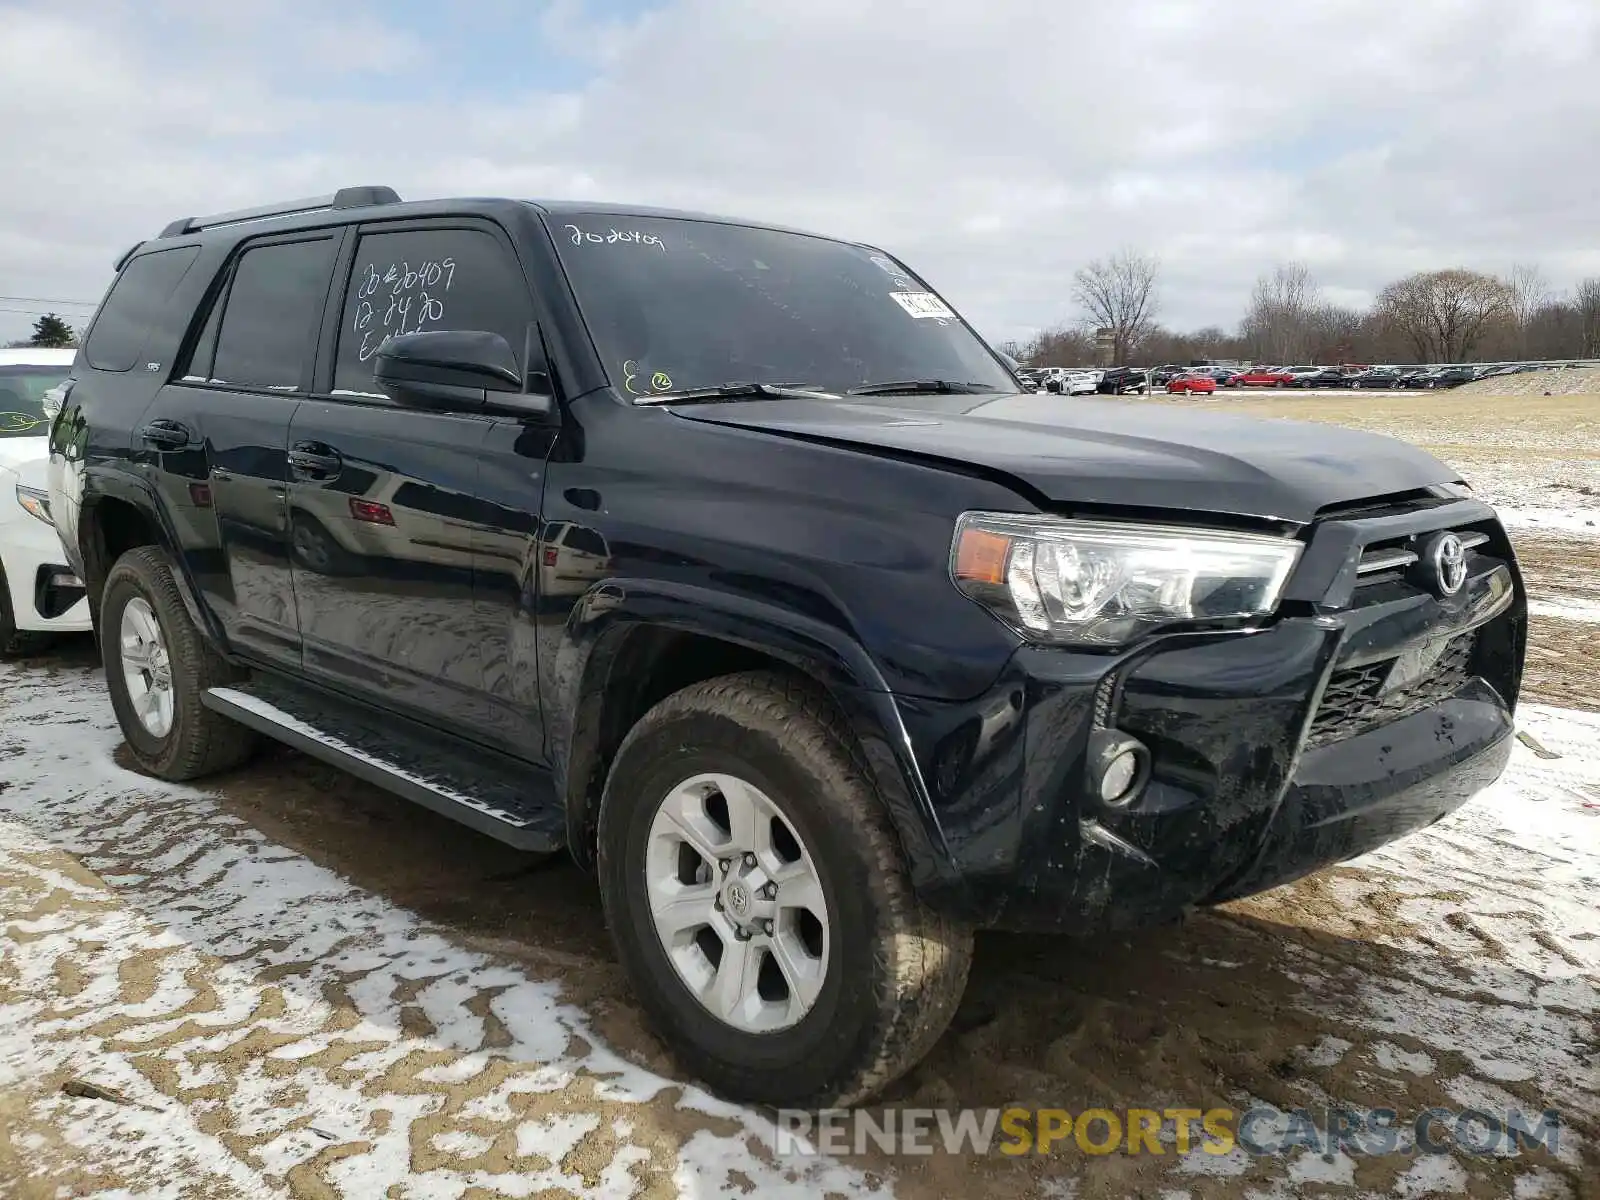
[894,497,1526,933]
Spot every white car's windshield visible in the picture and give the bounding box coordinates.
[551,215,1017,399]
[0,366,68,439]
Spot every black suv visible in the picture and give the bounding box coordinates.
[47,187,1525,1108]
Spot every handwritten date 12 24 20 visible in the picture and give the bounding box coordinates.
[352,258,457,362]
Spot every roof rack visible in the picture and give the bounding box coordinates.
[157,185,402,238]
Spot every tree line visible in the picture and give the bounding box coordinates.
[1006,253,1600,368]
[4,313,78,349]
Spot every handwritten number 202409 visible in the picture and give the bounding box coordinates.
[352,258,458,363]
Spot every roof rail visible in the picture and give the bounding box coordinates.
[158,185,402,238]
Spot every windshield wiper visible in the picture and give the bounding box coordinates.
[632,382,834,406]
[845,379,1002,396]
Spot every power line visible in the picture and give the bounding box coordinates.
[0,294,99,308]
[0,305,86,318]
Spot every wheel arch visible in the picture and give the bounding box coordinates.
[77,479,218,650]
[553,582,963,902]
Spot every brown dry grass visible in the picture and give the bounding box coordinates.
[1147,390,1600,711]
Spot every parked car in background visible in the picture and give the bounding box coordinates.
[1229,367,1297,388]
[1293,367,1351,389]
[1396,366,1435,388]
[1065,370,1102,396]
[1347,366,1407,389]
[1421,366,1477,389]
[1,347,92,655]
[1150,364,1186,386]
[1166,372,1217,395]
[1097,366,1148,394]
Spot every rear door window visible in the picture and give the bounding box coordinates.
[209,238,338,391]
[84,246,201,372]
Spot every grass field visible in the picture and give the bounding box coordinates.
[1149,390,1600,713]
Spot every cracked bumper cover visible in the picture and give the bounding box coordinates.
[890,550,1523,934]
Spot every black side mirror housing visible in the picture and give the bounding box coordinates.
[373,329,555,419]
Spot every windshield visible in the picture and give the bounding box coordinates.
[0,366,68,438]
[551,215,1017,398]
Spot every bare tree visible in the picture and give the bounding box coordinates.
[1072,250,1160,366]
[1507,263,1549,358]
[1240,262,1322,363]
[1025,325,1098,367]
[1374,270,1515,363]
[1575,277,1600,358]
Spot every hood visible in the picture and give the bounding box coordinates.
[0,436,49,480]
[665,393,1459,524]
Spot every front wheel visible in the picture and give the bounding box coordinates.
[598,672,973,1107]
[100,546,257,780]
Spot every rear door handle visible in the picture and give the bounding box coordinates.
[288,442,342,479]
[140,419,192,449]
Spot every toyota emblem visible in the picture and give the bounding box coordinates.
[1429,533,1468,597]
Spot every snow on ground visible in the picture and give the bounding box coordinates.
[1498,507,1600,537]
[1,667,1596,1197]
[0,664,873,1199]
[1529,595,1600,622]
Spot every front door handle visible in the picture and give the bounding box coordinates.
[288,442,342,479]
[140,419,192,449]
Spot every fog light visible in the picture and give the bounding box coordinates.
[1100,750,1139,802]
[1086,729,1150,808]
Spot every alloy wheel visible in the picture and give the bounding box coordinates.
[119,596,174,737]
[644,773,830,1033]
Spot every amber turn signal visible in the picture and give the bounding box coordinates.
[953,527,1012,585]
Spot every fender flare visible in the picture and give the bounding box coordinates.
[552,578,966,902]
[79,470,221,650]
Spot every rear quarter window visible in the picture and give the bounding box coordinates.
[84,246,202,372]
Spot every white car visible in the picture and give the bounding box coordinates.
[1064,370,1102,396]
[0,347,90,654]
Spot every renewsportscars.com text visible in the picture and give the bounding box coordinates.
[774,1105,1563,1158]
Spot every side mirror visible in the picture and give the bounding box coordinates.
[373,329,554,418]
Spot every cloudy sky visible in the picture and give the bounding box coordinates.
[2,0,1597,347]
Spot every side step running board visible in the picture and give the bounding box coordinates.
[203,681,564,853]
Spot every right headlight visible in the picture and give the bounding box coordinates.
[950,513,1303,648]
[15,484,53,526]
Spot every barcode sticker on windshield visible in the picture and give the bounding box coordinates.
[889,291,956,320]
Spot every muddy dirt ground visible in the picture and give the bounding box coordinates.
[2,393,1596,1199]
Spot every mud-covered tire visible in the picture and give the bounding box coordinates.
[100,546,257,781]
[0,565,54,659]
[597,671,973,1107]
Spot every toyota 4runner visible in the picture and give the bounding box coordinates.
[47,186,1525,1108]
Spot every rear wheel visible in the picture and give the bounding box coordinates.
[598,671,973,1107]
[100,546,257,781]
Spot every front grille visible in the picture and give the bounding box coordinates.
[1305,631,1477,749]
